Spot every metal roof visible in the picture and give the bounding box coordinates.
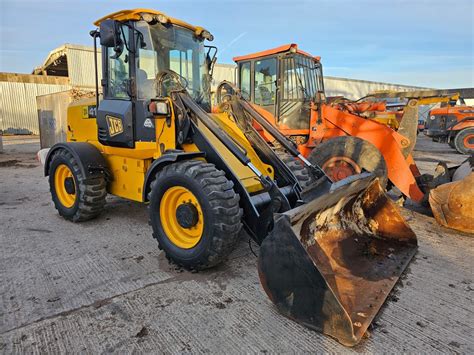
[93,8,209,35]
[233,44,320,62]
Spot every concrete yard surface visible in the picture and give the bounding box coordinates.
[0,135,473,353]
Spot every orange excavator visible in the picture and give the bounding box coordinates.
[219,44,451,203]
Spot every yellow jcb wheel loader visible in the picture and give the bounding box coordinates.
[42,9,417,346]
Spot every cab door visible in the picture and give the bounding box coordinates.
[253,57,278,117]
[97,23,134,148]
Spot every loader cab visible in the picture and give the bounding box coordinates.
[93,12,214,148]
[235,44,325,131]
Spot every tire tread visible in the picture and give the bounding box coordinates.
[148,160,242,270]
[49,149,107,222]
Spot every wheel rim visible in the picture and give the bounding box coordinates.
[322,156,362,181]
[463,133,474,149]
[159,186,204,249]
[54,164,76,208]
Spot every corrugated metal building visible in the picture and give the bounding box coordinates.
[33,44,102,89]
[0,73,70,134]
[323,76,427,100]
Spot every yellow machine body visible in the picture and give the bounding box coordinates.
[66,97,272,201]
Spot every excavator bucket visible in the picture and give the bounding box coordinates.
[429,171,474,234]
[258,175,417,346]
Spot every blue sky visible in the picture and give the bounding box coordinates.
[1,0,473,88]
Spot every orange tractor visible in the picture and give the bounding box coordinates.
[220,44,449,203]
[425,99,474,154]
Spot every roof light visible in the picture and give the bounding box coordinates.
[155,14,169,24]
[141,13,155,23]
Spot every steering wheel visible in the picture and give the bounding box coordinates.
[155,69,188,97]
[216,81,238,104]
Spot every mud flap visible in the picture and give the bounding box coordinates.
[258,175,417,346]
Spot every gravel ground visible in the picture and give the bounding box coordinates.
[0,135,472,353]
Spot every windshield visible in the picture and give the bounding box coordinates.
[135,21,211,109]
[281,54,324,102]
[278,54,324,129]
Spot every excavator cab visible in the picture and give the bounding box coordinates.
[235,44,324,133]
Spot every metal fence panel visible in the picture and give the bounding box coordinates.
[37,90,71,148]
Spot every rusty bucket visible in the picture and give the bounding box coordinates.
[258,175,417,346]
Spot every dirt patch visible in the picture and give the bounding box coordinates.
[0,159,39,168]
[0,160,20,167]
[135,326,149,338]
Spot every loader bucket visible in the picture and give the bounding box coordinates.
[258,175,417,346]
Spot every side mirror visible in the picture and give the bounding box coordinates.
[205,45,217,75]
[206,53,212,71]
[100,19,121,48]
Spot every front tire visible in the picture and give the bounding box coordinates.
[308,136,388,188]
[148,160,242,270]
[454,128,474,155]
[48,149,107,222]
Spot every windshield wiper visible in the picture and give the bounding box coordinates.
[294,71,310,100]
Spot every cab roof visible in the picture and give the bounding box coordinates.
[233,44,321,63]
[93,8,208,35]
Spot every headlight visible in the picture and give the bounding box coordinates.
[430,115,436,120]
[149,100,170,116]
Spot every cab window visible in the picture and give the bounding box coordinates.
[254,58,276,106]
[106,25,130,99]
[239,62,251,100]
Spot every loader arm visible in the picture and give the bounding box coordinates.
[216,81,328,181]
[396,99,419,158]
[173,90,303,242]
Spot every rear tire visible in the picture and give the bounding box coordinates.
[308,136,388,188]
[277,152,311,189]
[48,149,107,222]
[454,128,474,155]
[148,160,242,270]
